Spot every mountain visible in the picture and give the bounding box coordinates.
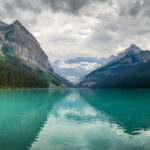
[0,20,66,88]
[79,44,150,89]
[5,20,53,73]
[117,44,141,58]
[52,56,115,84]
[108,44,142,64]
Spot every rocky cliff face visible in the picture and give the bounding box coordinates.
[0,20,67,88]
[3,20,53,73]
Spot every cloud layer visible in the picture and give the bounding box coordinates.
[1,0,150,62]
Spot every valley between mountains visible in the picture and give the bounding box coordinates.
[1,20,150,89]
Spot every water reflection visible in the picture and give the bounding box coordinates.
[81,89,150,135]
[0,89,64,150]
[30,89,150,150]
[0,89,150,150]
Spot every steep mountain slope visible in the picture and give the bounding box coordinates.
[0,20,65,88]
[79,45,150,89]
[4,20,53,73]
[56,74,75,87]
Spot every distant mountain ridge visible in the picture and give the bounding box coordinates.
[118,44,141,58]
[0,20,69,88]
[79,44,150,89]
[52,55,115,84]
[108,44,142,64]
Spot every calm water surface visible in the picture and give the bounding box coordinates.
[0,89,150,150]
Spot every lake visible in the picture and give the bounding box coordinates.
[0,89,150,150]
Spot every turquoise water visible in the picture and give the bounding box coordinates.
[0,89,150,150]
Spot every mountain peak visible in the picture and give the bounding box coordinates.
[13,20,21,25]
[128,44,141,50]
[11,20,24,29]
[117,44,142,58]
[4,20,53,73]
[9,20,36,41]
[126,44,141,54]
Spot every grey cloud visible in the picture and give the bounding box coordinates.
[142,0,150,17]
[0,0,42,26]
[15,0,42,13]
[90,31,113,44]
[128,1,142,17]
[42,0,109,14]
[2,0,110,16]
[2,0,42,16]
[1,0,150,62]
[119,0,150,18]
[1,0,150,20]
[2,1,17,18]
[119,1,142,17]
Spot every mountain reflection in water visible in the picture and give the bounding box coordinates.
[0,89,150,150]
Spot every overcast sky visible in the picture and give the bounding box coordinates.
[1,0,150,62]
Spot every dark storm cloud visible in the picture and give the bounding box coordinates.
[0,0,110,16]
[128,1,142,17]
[119,1,142,17]
[41,0,109,14]
[40,0,150,18]
[1,0,150,18]
[142,0,150,17]
[119,0,150,18]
